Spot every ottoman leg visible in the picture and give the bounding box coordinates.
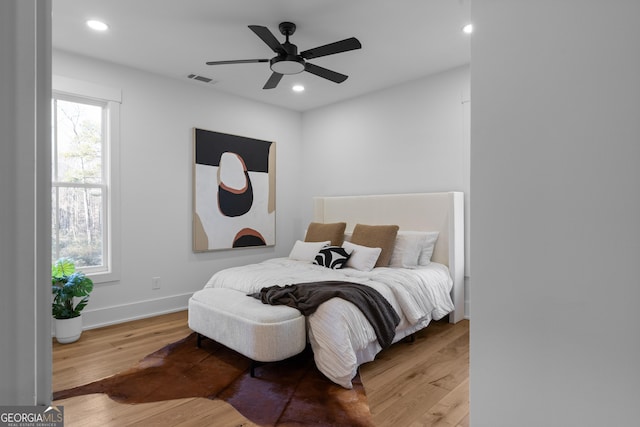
[196,333,203,348]
[250,360,265,378]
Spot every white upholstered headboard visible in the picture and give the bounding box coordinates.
[313,192,465,323]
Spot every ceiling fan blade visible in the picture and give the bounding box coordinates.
[304,63,348,83]
[300,37,362,60]
[263,72,283,89]
[206,59,269,66]
[248,25,286,54]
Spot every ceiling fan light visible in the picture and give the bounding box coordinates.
[270,57,305,75]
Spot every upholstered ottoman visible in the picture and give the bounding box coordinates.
[188,287,306,375]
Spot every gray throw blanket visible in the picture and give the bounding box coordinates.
[249,281,400,348]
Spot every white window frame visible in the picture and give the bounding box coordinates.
[52,76,121,284]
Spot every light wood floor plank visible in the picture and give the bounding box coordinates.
[53,311,469,426]
[408,378,470,427]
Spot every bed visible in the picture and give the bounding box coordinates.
[193,192,464,388]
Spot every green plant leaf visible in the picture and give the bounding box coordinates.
[65,272,94,297]
[51,258,93,319]
[52,258,75,279]
[74,296,90,314]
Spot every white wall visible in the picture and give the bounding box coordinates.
[301,65,471,313]
[53,50,303,328]
[301,65,469,200]
[471,1,640,426]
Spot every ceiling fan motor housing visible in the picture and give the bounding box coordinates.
[270,41,305,75]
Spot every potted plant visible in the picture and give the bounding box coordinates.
[52,258,94,344]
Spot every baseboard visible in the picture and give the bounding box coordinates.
[80,292,193,331]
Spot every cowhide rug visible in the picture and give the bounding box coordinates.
[53,333,374,426]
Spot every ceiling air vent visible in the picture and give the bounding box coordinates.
[187,74,217,85]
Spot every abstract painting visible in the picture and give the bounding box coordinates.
[193,128,275,251]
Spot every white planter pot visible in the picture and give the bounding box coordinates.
[55,315,83,344]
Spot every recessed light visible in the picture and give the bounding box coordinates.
[86,20,109,31]
[292,85,305,92]
[462,23,473,34]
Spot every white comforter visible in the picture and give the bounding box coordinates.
[204,257,454,388]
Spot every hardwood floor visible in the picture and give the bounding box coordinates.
[53,311,469,426]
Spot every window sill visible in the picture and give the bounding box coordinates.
[87,270,120,285]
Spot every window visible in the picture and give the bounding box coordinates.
[52,76,121,282]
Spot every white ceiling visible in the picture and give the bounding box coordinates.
[52,0,471,112]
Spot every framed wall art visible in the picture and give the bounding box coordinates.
[193,128,276,251]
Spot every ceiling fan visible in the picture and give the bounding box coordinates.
[206,22,362,89]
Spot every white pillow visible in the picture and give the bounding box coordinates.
[417,231,440,265]
[389,231,440,268]
[289,240,330,262]
[388,232,424,268]
[342,241,382,271]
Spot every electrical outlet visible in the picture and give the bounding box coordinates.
[152,277,161,290]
